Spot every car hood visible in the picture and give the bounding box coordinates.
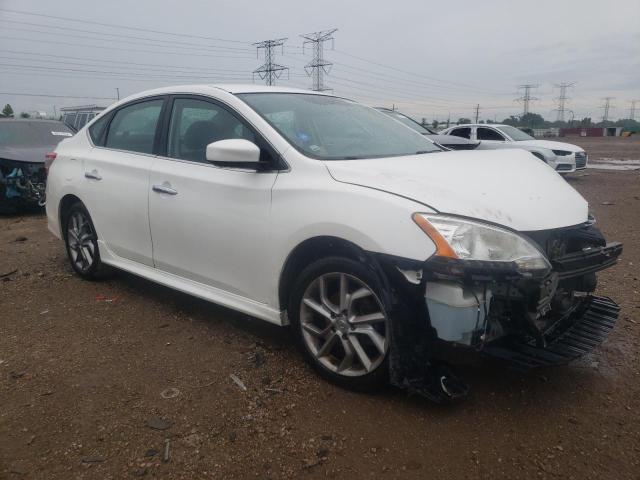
[512,139,584,152]
[0,145,53,164]
[325,149,588,231]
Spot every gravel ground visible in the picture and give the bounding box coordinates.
[1,160,639,479]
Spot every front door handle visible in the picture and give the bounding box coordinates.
[152,182,178,195]
[84,169,102,180]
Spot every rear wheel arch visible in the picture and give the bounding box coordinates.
[59,194,84,237]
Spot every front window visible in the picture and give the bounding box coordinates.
[166,98,255,163]
[238,93,441,160]
[495,125,535,141]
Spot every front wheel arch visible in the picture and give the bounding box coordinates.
[278,236,392,313]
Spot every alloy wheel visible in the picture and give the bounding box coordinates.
[300,273,389,377]
[67,211,97,273]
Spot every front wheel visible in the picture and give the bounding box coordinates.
[289,257,391,391]
[63,202,103,279]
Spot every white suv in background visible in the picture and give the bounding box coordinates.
[440,124,588,173]
[46,85,620,402]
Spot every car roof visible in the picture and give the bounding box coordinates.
[121,84,328,100]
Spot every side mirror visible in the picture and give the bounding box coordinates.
[206,139,260,165]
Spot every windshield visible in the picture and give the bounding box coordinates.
[377,109,434,135]
[495,125,535,141]
[238,93,441,160]
[0,121,74,147]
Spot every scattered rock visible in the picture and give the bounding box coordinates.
[317,447,330,458]
[600,201,615,205]
[134,467,148,477]
[13,236,28,242]
[144,449,158,457]
[145,417,172,431]
[10,370,26,379]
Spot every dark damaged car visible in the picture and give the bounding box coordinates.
[0,119,74,213]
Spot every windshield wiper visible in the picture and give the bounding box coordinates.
[414,150,434,155]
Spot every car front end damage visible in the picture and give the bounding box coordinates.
[0,158,47,209]
[377,217,622,402]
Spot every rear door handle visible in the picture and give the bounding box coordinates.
[152,182,178,195]
[84,169,102,181]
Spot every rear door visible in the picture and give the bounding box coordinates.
[80,97,166,266]
[148,96,279,302]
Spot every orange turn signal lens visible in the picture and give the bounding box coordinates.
[412,213,459,259]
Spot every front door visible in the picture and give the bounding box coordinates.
[148,97,278,302]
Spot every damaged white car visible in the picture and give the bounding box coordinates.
[46,85,622,401]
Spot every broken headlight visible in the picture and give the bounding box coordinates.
[413,213,551,274]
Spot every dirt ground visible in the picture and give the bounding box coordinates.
[568,135,640,161]
[1,143,639,479]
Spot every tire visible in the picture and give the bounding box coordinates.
[288,256,391,391]
[63,202,105,280]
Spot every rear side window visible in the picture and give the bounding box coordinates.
[477,127,505,141]
[450,127,471,139]
[88,113,111,146]
[105,99,163,154]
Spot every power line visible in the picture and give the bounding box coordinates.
[0,7,250,45]
[553,82,576,122]
[0,62,252,81]
[300,29,337,91]
[0,92,117,100]
[0,52,251,75]
[0,36,255,60]
[332,49,508,95]
[0,20,255,53]
[516,84,539,116]
[253,38,289,86]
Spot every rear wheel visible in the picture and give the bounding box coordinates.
[63,202,103,279]
[289,257,391,391]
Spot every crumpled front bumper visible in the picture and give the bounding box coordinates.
[375,233,622,401]
[421,241,622,366]
[483,295,619,370]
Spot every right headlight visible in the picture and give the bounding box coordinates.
[412,213,551,274]
[552,149,572,156]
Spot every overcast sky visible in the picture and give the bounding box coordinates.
[1,0,638,122]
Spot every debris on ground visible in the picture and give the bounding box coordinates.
[160,387,180,399]
[230,373,247,391]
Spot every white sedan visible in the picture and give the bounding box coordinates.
[440,123,588,173]
[45,85,620,401]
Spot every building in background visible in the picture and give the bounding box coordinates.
[560,127,623,137]
[60,105,107,131]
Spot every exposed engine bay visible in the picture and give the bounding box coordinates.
[0,159,47,208]
[379,221,622,402]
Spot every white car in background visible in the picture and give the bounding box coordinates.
[440,124,588,173]
[46,85,620,402]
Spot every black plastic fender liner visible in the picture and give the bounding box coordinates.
[482,295,620,371]
[373,252,470,402]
